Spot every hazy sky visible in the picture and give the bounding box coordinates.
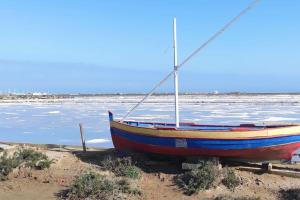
[0,0,300,93]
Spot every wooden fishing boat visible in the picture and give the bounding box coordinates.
[109,112,300,160]
[109,5,300,161]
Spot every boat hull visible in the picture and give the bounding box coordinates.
[111,126,300,161]
[108,112,300,161]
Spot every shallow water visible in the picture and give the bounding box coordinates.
[1,94,300,152]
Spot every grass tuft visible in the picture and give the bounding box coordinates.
[100,156,141,179]
[278,188,300,200]
[174,161,218,195]
[222,168,241,190]
[35,159,53,170]
[62,172,141,200]
[214,195,260,200]
[0,148,53,180]
[0,151,19,180]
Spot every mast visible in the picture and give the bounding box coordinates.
[122,1,260,122]
[173,18,179,128]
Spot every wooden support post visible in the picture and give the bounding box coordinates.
[79,123,86,152]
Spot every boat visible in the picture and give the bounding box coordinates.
[108,2,300,161]
[109,112,300,161]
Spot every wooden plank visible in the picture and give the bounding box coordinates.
[237,166,300,178]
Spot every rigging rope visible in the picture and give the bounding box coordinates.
[177,0,260,70]
[122,0,261,121]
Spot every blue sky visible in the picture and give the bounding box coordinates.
[0,0,300,93]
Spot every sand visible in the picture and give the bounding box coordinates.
[1,144,300,200]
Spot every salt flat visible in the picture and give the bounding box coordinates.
[1,94,300,149]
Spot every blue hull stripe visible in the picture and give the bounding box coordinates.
[111,127,300,150]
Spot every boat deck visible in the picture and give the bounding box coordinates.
[123,121,292,131]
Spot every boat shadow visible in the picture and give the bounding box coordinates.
[71,149,184,175]
[70,148,297,177]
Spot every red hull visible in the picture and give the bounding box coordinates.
[112,134,300,160]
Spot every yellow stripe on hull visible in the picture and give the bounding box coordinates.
[110,121,300,139]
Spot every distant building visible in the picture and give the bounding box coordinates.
[32,92,47,96]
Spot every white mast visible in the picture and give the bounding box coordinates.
[173,18,179,128]
[122,1,260,122]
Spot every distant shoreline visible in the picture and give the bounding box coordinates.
[2,92,300,99]
[1,92,300,102]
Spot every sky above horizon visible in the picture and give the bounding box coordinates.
[0,0,300,93]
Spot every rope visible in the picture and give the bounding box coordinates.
[122,70,174,121]
[178,0,261,70]
[121,0,261,121]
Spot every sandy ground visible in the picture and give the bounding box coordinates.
[1,144,300,200]
[0,145,91,200]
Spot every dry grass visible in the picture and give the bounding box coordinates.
[0,148,53,180]
[174,161,218,195]
[60,171,141,200]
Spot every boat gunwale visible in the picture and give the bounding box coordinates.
[110,120,300,140]
[124,120,265,129]
[118,120,298,132]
